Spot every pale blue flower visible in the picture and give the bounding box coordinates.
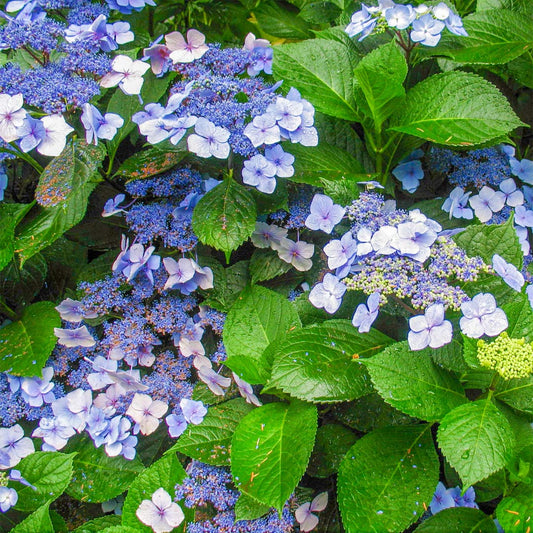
[460,293,508,338]
[102,194,126,217]
[166,413,187,439]
[32,417,76,451]
[180,398,207,425]
[352,292,380,333]
[309,273,347,314]
[371,225,398,255]
[392,221,437,262]
[385,4,415,30]
[469,186,505,223]
[0,487,17,513]
[242,154,277,194]
[305,194,345,234]
[20,367,55,407]
[408,303,453,350]
[515,205,533,227]
[510,157,533,184]
[445,13,468,36]
[243,113,280,147]
[345,5,377,40]
[410,14,445,47]
[0,425,34,468]
[442,187,473,220]
[323,232,358,270]
[430,482,455,514]
[277,238,314,271]
[267,97,303,132]
[492,254,524,291]
[499,178,524,207]
[264,144,295,177]
[187,118,230,159]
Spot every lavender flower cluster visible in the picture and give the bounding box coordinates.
[304,190,516,351]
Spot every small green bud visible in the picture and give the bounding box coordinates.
[477,332,533,380]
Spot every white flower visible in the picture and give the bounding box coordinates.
[0,93,26,142]
[126,393,167,435]
[136,488,184,533]
[37,115,74,157]
[100,55,150,95]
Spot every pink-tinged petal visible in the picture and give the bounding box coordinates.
[187,29,206,47]
[300,513,319,532]
[151,487,172,509]
[310,491,328,512]
[149,400,168,419]
[165,31,186,50]
[295,502,311,523]
[99,71,124,88]
[111,54,133,73]
[120,76,144,96]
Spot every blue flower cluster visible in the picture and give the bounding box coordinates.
[135,32,318,194]
[346,1,467,47]
[176,461,295,533]
[437,145,533,256]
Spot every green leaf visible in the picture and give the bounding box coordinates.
[313,113,374,172]
[433,10,533,65]
[254,2,312,39]
[234,493,271,521]
[202,260,250,313]
[0,301,60,377]
[414,507,497,532]
[338,425,438,533]
[454,217,522,267]
[300,2,341,23]
[15,175,97,266]
[115,148,186,180]
[495,376,533,415]
[268,320,393,403]
[333,393,417,433]
[389,72,524,146]
[437,399,515,488]
[73,516,122,533]
[284,142,369,186]
[11,503,53,533]
[249,249,291,283]
[496,483,533,533]
[35,140,106,208]
[354,41,407,128]
[223,285,301,384]
[503,293,533,342]
[66,435,144,503]
[273,39,360,121]
[0,254,47,308]
[231,400,317,511]
[0,203,33,271]
[192,179,256,255]
[366,341,467,421]
[13,452,75,512]
[169,398,254,465]
[121,453,187,532]
[100,527,139,533]
[307,423,358,478]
